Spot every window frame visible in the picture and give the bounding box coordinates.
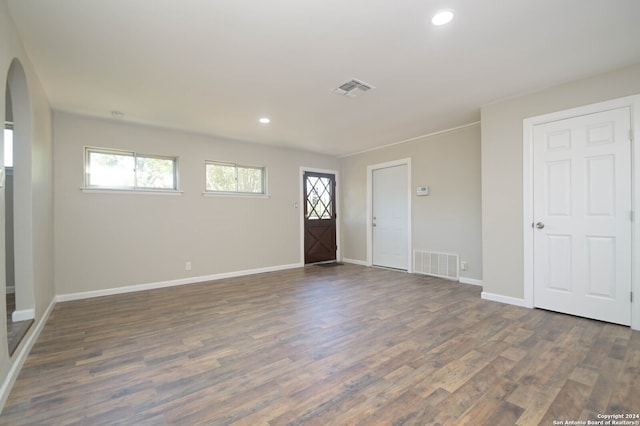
[204,160,267,197]
[4,121,13,169]
[83,146,180,193]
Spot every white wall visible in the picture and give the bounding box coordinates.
[0,0,55,410]
[340,123,482,282]
[4,170,13,290]
[53,112,339,296]
[481,62,640,300]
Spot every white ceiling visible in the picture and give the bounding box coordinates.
[6,0,640,156]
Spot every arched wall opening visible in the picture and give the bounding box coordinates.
[4,59,34,356]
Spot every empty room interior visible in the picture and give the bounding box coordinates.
[1,0,640,424]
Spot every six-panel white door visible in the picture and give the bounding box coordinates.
[533,107,632,325]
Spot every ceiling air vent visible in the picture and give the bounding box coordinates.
[333,78,375,98]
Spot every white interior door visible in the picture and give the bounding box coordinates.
[533,107,632,325]
[372,165,408,270]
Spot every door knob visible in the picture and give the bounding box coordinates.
[535,222,545,229]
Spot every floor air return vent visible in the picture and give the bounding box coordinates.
[414,250,459,280]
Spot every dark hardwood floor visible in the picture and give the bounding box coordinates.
[1,264,638,425]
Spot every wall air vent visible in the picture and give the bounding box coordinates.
[333,78,375,97]
[413,250,459,281]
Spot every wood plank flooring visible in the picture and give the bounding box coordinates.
[1,264,638,425]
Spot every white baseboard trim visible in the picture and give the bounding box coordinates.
[481,291,528,308]
[56,263,304,302]
[0,296,56,413]
[11,309,35,322]
[459,277,483,286]
[342,258,368,266]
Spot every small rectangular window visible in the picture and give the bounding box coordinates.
[85,147,178,191]
[205,161,265,194]
[135,155,177,190]
[4,122,13,168]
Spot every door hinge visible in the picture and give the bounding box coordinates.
[631,291,634,303]
[630,129,634,142]
[631,211,634,222]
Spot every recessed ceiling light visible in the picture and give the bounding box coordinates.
[432,10,454,26]
[259,117,270,124]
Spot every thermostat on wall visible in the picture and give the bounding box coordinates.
[416,186,429,196]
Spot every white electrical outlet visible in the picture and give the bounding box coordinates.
[460,261,468,271]
[185,261,192,271]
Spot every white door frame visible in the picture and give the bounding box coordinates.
[299,166,341,265]
[367,158,412,272]
[523,94,640,330]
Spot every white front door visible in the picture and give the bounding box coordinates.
[372,164,408,270]
[533,107,632,325]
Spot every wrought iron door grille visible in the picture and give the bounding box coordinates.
[306,176,333,220]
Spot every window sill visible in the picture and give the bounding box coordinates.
[81,187,183,195]
[202,191,271,199]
